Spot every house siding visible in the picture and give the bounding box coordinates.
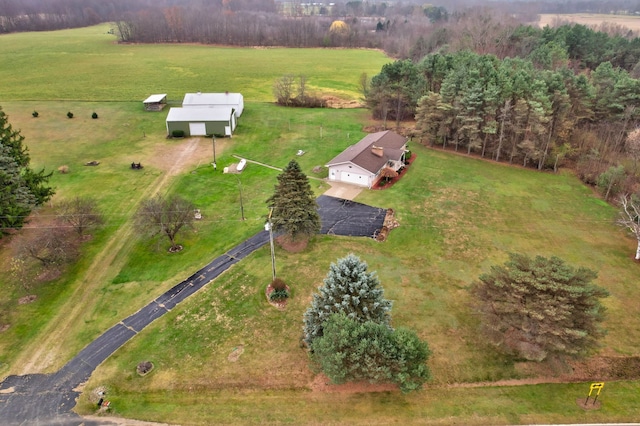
[328,163,373,188]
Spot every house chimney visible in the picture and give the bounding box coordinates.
[371,145,384,157]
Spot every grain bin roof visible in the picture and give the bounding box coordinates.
[166,107,233,122]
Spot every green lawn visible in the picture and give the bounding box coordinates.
[1,25,640,425]
[77,143,640,424]
[0,24,389,102]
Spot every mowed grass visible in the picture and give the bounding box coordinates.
[0,24,389,102]
[78,144,640,424]
[0,23,386,374]
[0,101,371,371]
[1,25,640,424]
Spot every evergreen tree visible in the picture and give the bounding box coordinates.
[414,91,445,145]
[0,107,54,234]
[311,313,431,393]
[303,254,392,347]
[471,253,609,362]
[266,159,320,243]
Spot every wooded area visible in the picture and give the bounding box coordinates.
[366,24,640,197]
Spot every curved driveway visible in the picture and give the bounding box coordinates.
[0,195,386,425]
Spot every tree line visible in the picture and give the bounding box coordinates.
[365,44,640,197]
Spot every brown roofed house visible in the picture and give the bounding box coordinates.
[325,130,408,188]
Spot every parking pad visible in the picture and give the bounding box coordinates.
[317,195,386,238]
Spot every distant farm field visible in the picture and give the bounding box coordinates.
[538,13,640,31]
[0,24,389,102]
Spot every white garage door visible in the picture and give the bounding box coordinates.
[340,171,368,186]
[189,122,207,136]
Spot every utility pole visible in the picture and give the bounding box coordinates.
[212,136,217,170]
[266,208,277,281]
[236,176,245,221]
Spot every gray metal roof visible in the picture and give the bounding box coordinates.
[326,130,408,173]
[183,92,242,107]
[143,94,167,103]
[166,107,233,122]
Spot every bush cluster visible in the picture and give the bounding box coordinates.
[269,288,289,301]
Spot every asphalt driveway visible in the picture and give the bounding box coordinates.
[0,195,387,425]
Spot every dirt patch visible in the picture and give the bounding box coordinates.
[323,95,365,109]
[310,373,398,393]
[276,235,308,252]
[147,137,230,177]
[227,345,245,362]
[18,295,37,305]
[0,324,10,333]
[35,268,62,283]
[576,397,602,410]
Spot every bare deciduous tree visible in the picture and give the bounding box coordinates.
[19,226,79,267]
[273,74,295,106]
[135,195,195,252]
[625,128,640,172]
[58,196,104,236]
[618,194,640,260]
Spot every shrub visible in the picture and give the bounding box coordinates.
[91,112,98,119]
[270,288,289,301]
[271,278,287,291]
[172,130,185,138]
[67,111,74,119]
[32,111,39,118]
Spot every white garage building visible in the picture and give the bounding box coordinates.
[166,107,236,137]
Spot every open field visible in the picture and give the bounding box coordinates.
[0,24,389,102]
[538,13,640,31]
[1,25,640,425]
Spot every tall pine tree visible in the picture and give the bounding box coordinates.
[303,253,392,347]
[471,253,609,361]
[0,107,54,234]
[266,159,320,243]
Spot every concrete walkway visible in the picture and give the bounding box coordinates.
[0,196,386,426]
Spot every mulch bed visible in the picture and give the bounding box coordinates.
[265,283,290,310]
